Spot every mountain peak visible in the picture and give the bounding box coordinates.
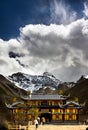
[8,72,61,93]
[43,72,55,78]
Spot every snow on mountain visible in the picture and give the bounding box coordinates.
[8,72,61,92]
[43,72,60,83]
[84,75,88,79]
[61,82,75,88]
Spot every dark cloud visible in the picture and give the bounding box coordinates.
[9,52,21,58]
[16,59,26,67]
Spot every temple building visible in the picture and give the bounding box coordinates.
[6,94,83,124]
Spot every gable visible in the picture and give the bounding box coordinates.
[63,101,80,108]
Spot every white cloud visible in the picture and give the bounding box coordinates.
[83,2,88,17]
[1,18,88,81]
[50,0,77,24]
[17,19,88,81]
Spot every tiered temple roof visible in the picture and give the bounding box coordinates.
[21,94,69,100]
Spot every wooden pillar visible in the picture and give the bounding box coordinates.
[12,109,15,124]
[62,109,65,122]
[77,109,79,123]
[77,111,79,123]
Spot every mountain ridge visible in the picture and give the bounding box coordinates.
[8,72,61,92]
[0,74,27,123]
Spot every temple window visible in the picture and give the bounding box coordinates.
[58,109,60,113]
[54,109,58,112]
[65,109,69,113]
[52,109,54,113]
[52,114,56,120]
[52,101,54,105]
[15,109,18,113]
[65,114,69,120]
[35,101,38,106]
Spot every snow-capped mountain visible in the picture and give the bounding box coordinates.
[8,72,61,92]
[83,75,88,79]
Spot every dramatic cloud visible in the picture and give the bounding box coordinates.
[0,1,88,81]
[18,19,88,81]
[1,18,88,81]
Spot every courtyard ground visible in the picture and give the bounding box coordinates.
[29,124,88,130]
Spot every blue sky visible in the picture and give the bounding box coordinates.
[0,0,85,40]
[0,0,88,81]
[0,0,50,40]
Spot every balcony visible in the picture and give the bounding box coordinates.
[26,103,62,109]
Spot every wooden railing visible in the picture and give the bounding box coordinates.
[8,124,28,130]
